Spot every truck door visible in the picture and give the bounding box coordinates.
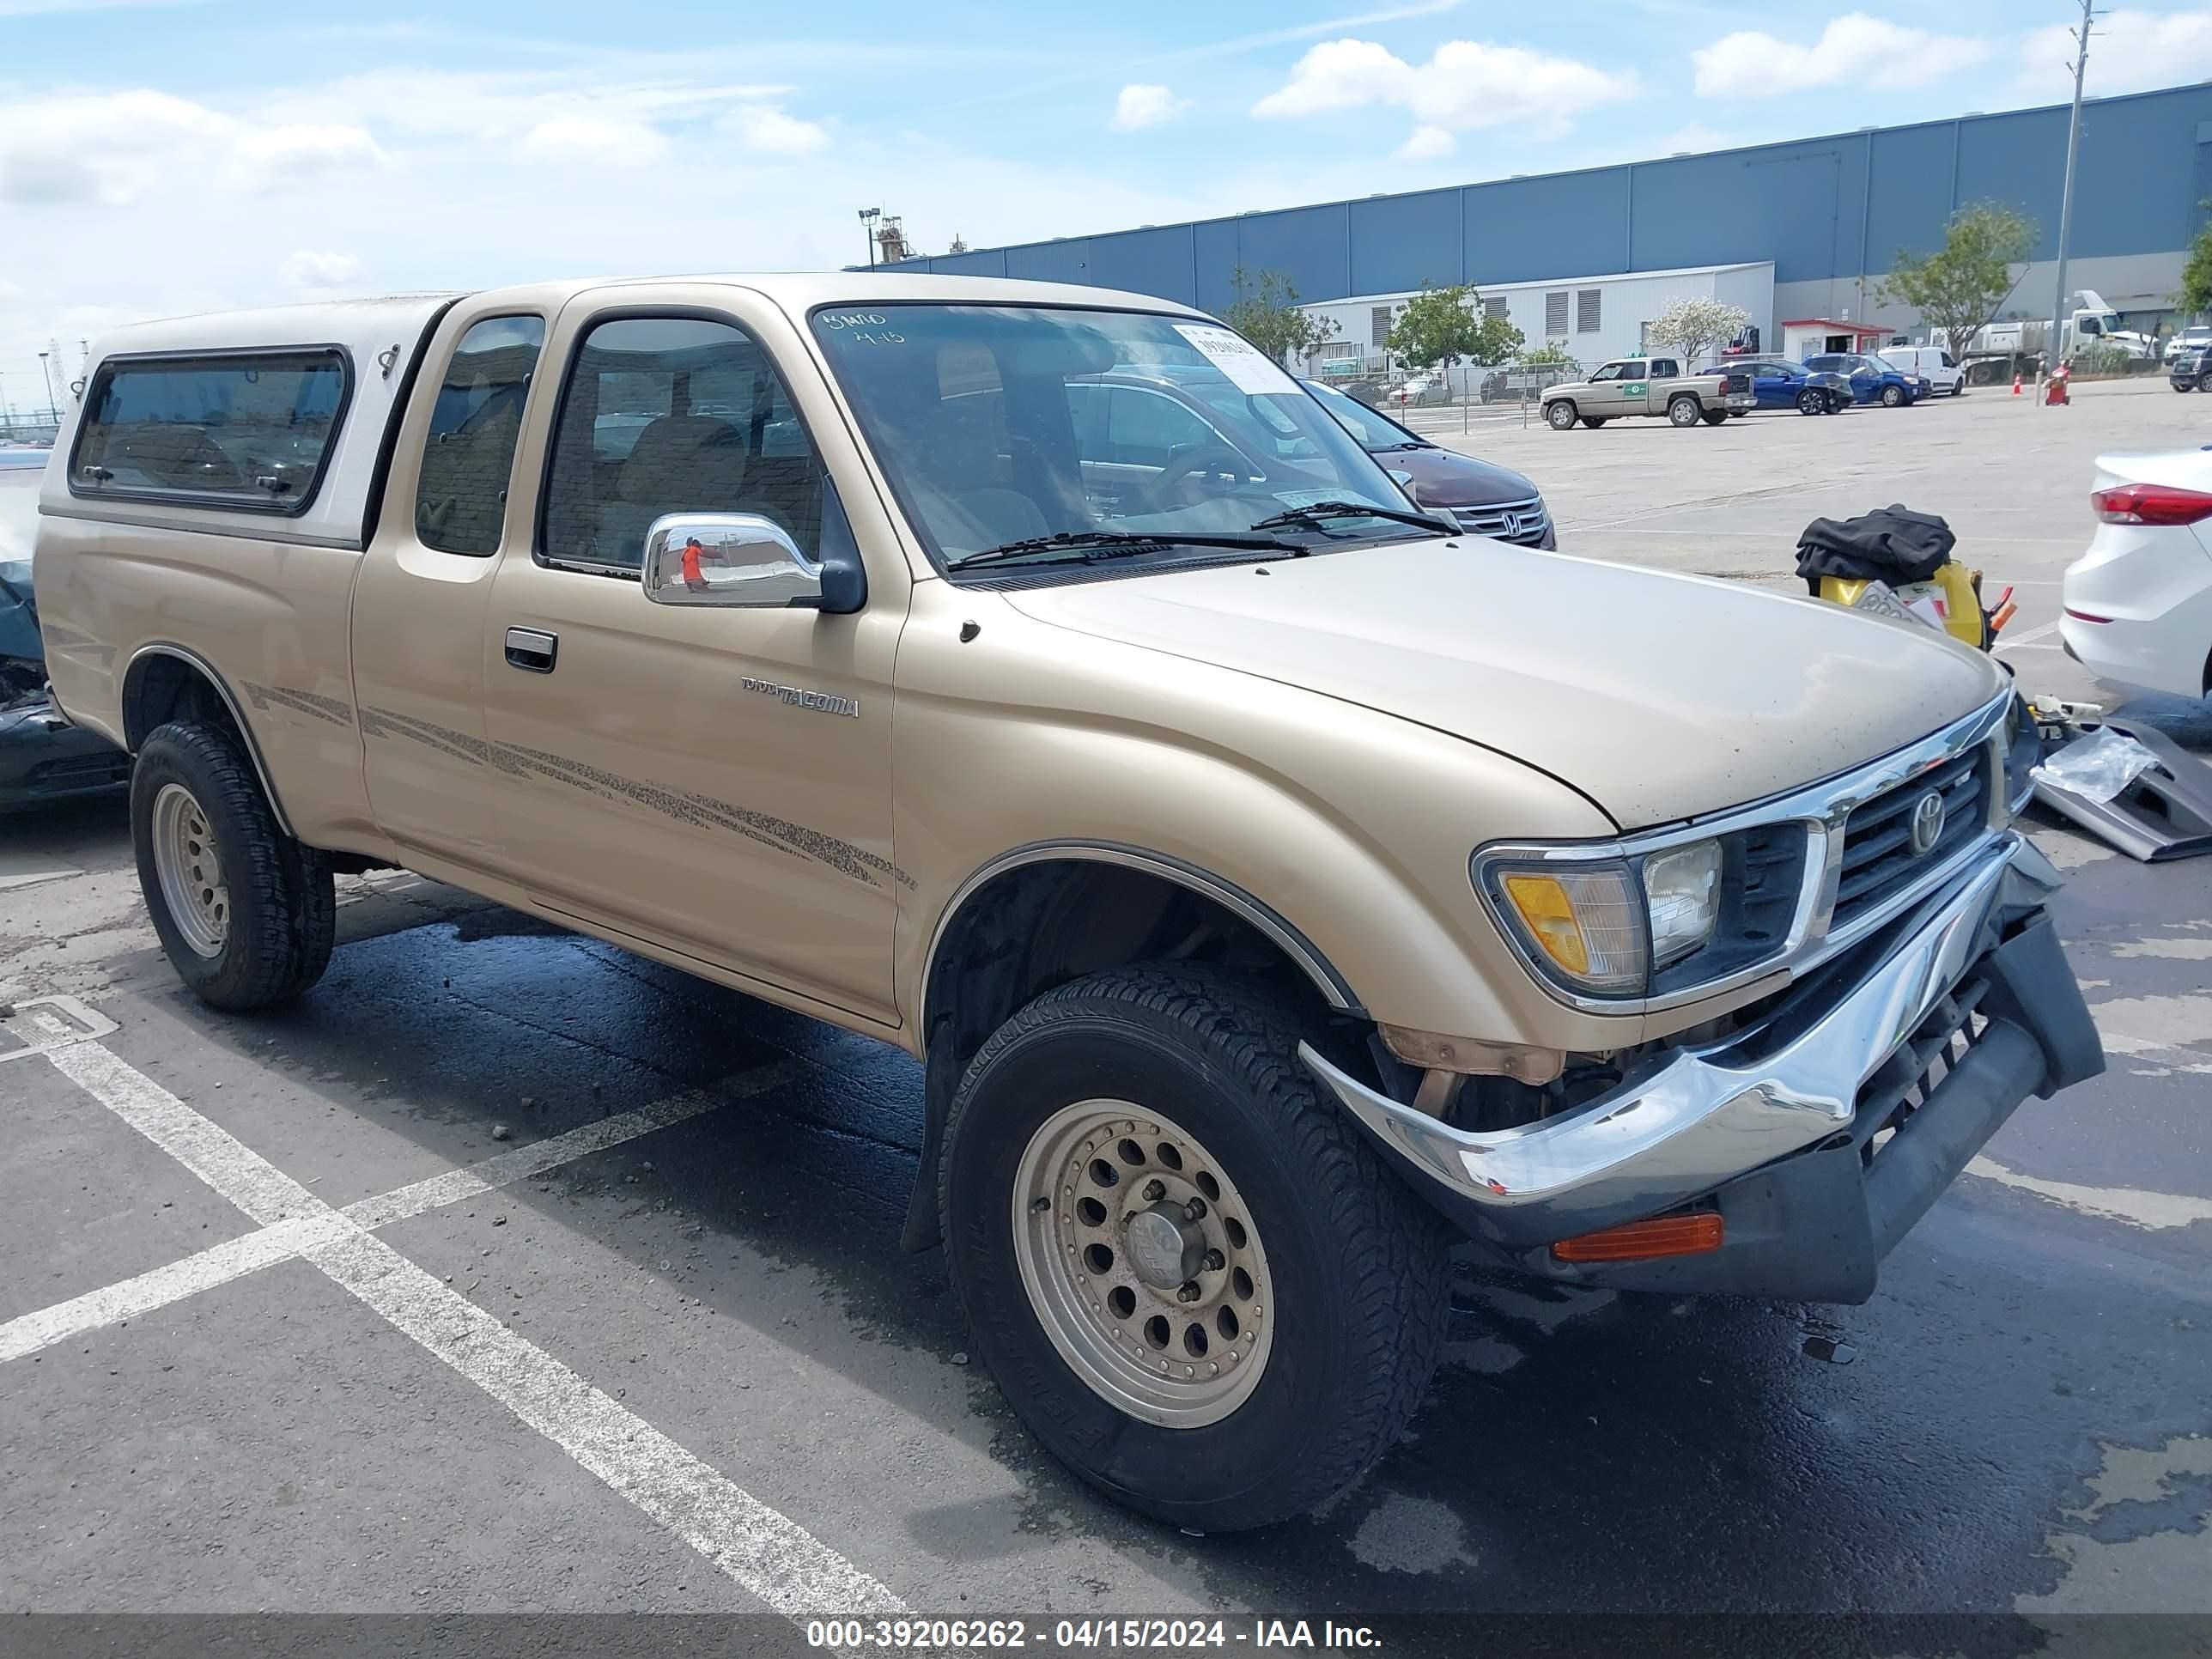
[479,286,904,1025]
[1583,362,1629,414]
[355,296,557,873]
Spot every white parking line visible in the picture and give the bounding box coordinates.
[0,1214,349,1364]
[24,1035,907,1622]
[305,1224,905,1619]
[3,1050,843,1363]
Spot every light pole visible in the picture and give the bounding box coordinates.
[858,207,881,267]
[2047,0,2097,399]
[37,351,59,425]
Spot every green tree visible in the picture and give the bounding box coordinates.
[1220,266,1339,367]
[2177,210,2212,318]
[1644,296,1752,368]
[1878,201,2037,362]
[1384,284,1522,373]
[1516,341,1578,368]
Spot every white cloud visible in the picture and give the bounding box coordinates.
[720,103,830,155]
[1253,37,1635,139]
[1692,13,1990,96]
[1395,125,1455,161]
[230,124,382,189]
[2018,8,2212,99]
[516,113,668,167]
[0,88,378,206]
[279,250,365,292]
[1111,83,1193,131]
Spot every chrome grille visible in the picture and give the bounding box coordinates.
[1830,745,1988,929]
[1449,495,1549,546]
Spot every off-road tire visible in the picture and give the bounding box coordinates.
[1546,399,1577,430]
[131,721,335,1011]
[1668,394,1702,428]
[1579,415,1607,428]
[939,965,1450,1532]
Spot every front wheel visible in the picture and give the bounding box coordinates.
[939,967,1449,1532]
[1881,384,1905,407]
[1668,395,1702,428]
[131,722,334,1011]
[1545,399,1577,430]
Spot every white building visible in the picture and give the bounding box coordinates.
[1300,260,1776,374]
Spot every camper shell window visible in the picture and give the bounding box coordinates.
[70,348,353,515]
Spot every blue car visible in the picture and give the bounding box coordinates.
[1803,352,1921,407]
[1717,357,1855,415]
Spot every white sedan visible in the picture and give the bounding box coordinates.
[2061,448,2212,700]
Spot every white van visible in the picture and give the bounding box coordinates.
[1880,344,1964,396]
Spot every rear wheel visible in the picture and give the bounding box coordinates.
[939,967,1449,1532]
[131,722,333,1011]
[1545,399,1577,430]
[1668,394,1702,428]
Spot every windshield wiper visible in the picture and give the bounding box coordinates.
[1247,500,1455,537]
[945,529,1301,572]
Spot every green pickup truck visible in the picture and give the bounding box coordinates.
[1543,357,1754,430]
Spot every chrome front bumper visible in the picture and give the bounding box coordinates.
[1304,833,2097,1254]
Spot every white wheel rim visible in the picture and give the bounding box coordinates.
[1012,1099,1275,1428]
[151,782,228,957]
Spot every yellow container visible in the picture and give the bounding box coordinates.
[1818,562,1985,648]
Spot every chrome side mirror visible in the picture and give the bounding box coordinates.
[641,513,822,609]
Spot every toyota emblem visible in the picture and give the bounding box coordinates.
[1908,790,1946,857]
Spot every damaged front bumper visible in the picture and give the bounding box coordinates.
[1302,834,2105,1304]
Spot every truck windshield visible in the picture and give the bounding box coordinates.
[809,303,1419,572]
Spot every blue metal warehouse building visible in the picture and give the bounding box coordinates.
[890,83,2212,343]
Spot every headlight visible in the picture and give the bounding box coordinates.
[1483,837,1723,998]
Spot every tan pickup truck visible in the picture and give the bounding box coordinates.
[35,273,2100,1531]
[1543,356,1754,429]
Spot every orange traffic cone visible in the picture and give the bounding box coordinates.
[2011,371,2022,395]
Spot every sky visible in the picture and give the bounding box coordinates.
[3,0,2212,416]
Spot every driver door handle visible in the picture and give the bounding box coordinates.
[504,627,558,673]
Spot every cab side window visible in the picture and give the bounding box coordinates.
[539,315,825,573]
[413,315,545,556]
[1589,363,1624,382]
[1649,359,1680,379]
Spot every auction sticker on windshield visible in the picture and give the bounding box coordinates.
[1173,324,1300,395]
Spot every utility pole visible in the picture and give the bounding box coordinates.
[37,351,59,425]
[2047,0,2097,402]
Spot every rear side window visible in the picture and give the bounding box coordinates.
[72,349,349,513]
[539,315,826,573]
[413,315,546,556]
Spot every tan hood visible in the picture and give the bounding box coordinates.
[1003,540,2006,830]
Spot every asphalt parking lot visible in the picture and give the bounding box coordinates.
[4,380,2210,1646]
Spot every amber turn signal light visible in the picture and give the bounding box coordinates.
[1551,1212,1724,1263]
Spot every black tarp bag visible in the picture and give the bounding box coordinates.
[1795,505,1957,592]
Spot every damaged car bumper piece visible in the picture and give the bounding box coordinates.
[1303,834,2104,1304]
